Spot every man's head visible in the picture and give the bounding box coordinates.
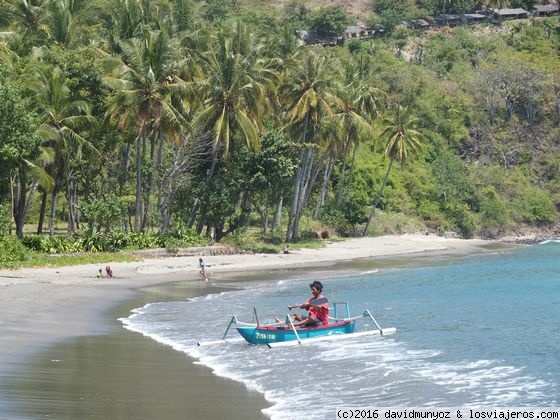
[309,280,323,293]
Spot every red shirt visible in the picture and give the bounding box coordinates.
[307,294,329,325]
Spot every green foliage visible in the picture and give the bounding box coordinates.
[514,188,556,223]
[202,0,235,22]
[320,198,368,236]
[365,211,424,236]
[0,202,11,236]
[309,5,352,35]
[444,202,477,238]
[2,0,559,245]
[125,232,166,249]
[81,194,127,232]
[21,235,81,254]
[244,129,298,214]
[509,0,538,10]
[370,0,423,32]
[0,83,41,179]
[19,228,206,254]
[282,0,310,27]
[478,186,511,228]
[223,232,280,253]
[346,39,363,54]
[0,236,27,263]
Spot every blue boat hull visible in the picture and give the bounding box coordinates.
[235,320,356,345]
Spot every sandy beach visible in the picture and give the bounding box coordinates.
[0,234,506,419]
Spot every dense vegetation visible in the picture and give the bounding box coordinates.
[1,0,559,264]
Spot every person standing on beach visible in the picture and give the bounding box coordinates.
[287,281,328,327]
[198,258,208,281]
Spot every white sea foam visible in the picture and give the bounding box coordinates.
[359,269,380,275]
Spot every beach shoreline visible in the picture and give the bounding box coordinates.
[0,234,516,418]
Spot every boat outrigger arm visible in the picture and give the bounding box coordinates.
[267,310,396,348]
[197,308,396,348]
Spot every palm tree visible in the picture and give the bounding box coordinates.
[192,21,277,158]
[362,105,425,236]
[189,22,277,235]
[280,49,339,242]
[39,0,94,48]
[15,147,55,237]
[333,56,384,206]
[0,0,46,53]
[104,29,188,231]
[30,66,98,234]
[93,0,147,51]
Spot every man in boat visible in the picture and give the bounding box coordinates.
[287,281,329,327]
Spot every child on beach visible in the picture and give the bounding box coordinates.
[96,269,103,278]
[105,266,114,278]
[198,258,208,281]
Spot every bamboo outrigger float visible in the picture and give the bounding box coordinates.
[197,302,396,348]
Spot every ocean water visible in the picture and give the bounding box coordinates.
[121,242,560,419]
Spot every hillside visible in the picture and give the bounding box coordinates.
[244,0,372,18]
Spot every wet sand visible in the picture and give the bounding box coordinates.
[0,278,269,419]
[0,235,512,419]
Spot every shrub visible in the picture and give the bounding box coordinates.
[0,236,27,263]
[0,202,10,236]
[126,232,166,249]
[515,188,556,223]
[81,194,126,232]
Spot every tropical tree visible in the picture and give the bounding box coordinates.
[93,0,148,51]
[362,105,425,236]
[0,0,46,53]
[30,66,98,234]
[190,22,277,234]
[334,53,383,205]
[0,81,54,238]
[281,49,339,242]
[39,0,93,48]
[104,29,188,231]
[192,22,276,158]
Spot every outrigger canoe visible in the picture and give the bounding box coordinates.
[198,301,396,348]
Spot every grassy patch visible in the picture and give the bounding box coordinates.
[221,228,330,253]
[0,251,139,270]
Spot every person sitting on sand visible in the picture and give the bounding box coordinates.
[283,245,290,254]
[96,269,103,278]
[286,281,329,327]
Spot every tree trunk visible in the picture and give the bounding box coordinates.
[286,112,310,242]
[134,130,144,232]
[285,154,304,242]
[290,147,315,241]
[362,156,394,237]
[48,190,58,235]
[313,157,334,220]
[119,142,131,194]
[13,169,26,238]
[67,177,75,235]
[195,158,218,234]
[23,182,37,228]
[344,143,358,200]
[272,195,283,234]
[336,134,351,204]
[9,172,15,235]
[37,190,48,234]
[142,130,160,232]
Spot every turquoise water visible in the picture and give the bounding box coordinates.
[122,242,560,419]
